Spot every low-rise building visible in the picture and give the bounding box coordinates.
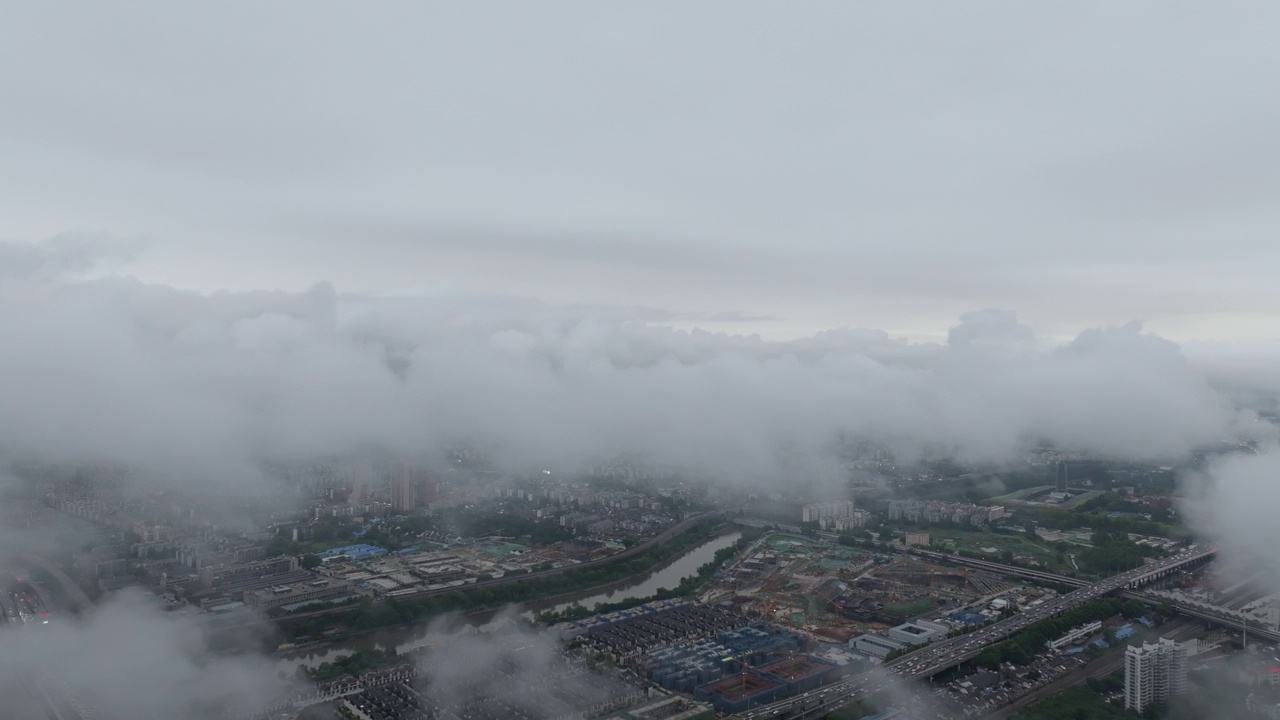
[243,577,354,611]
[199,556,298,589]
[1046,620,1102,650]
[850,633,905,659]
[887,620,948,646]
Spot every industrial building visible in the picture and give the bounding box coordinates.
[316,544,390,561]
[641,623,808,693]
[198,555,298,589]
[850,633,906,659]
[887,620,949,646]
[243,577,354,611]
[1046,621,1103,650]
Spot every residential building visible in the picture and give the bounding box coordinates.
[802,500,856,524]
[1125,637,1188,713]
[903,532,930,547]
[390,462,416,513]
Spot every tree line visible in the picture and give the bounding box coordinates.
[973,597,1145,668]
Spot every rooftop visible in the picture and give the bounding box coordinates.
[699,673,782,702]
[756,655,836,682]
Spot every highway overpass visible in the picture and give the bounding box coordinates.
[733,547,1217,720]
[904,550,1279,640]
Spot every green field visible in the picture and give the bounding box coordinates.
[921,528,1078,575]
[991,485,1106,509]
[1013,686,1129,720]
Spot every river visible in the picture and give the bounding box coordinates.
[273,530,742,675]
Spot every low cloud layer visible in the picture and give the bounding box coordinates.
[413,617,632,718]
[0,240,1274,493]
[0,589,292,719]
[1181,446,1280,588]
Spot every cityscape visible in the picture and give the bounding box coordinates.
[4,447,1280,720]
[4,3,1280,720]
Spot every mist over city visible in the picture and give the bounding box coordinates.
[3,3,1280,720]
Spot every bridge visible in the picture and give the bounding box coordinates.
[905,547,1207,590]
[902,550,1280,641]
[733,547,1217,720]
[9,554,93,613]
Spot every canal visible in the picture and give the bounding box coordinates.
[273,530,742,675]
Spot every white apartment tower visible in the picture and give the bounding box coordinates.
[1125,637,1188,713]
[389,462,417,513]
[802,500,856,524]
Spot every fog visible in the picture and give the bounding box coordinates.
[411,616,634,718]
[0,589,293,720]
[3,2,1280,717]
[0,238,1273,498]
[4,235,1280,716]
[1182,447,1280,588]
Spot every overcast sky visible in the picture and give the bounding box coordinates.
[2,8,1279,705]
[3,2,1280,341]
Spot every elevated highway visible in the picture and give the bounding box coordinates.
[733,547,1217,720]
[906,550,1271,639]
[10,554,93,612]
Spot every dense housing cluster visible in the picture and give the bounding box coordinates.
[567,601,748,660]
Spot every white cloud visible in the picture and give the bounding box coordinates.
[0,245,1272,494]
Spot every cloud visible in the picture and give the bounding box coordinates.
[0,232,143,282]
[0,263,1272,496]
[5,3,1280,338]
[1180,445,1280,589]
[411,615,634,718]
[0,589,293,719]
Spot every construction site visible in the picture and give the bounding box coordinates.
[542,531,1068,715]
[713,533,1018,645]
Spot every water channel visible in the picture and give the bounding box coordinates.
[274,530,742,675]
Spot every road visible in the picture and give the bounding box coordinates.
[734,546,1216,719]
[11,554,93,612]
[981,617,1198,720]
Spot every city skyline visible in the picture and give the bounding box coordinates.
[3,3,1280,719]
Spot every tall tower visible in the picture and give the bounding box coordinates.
[389,462,417,514]
[1125,637,1187,712]
[1055,462,1069,493]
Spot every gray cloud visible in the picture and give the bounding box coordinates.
[1181,446,1280,587]
[2,3,1280,338]
[0,246,1273,495]
[413,615,632,718]
[0,232,142,282]
[0,589,292,719]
